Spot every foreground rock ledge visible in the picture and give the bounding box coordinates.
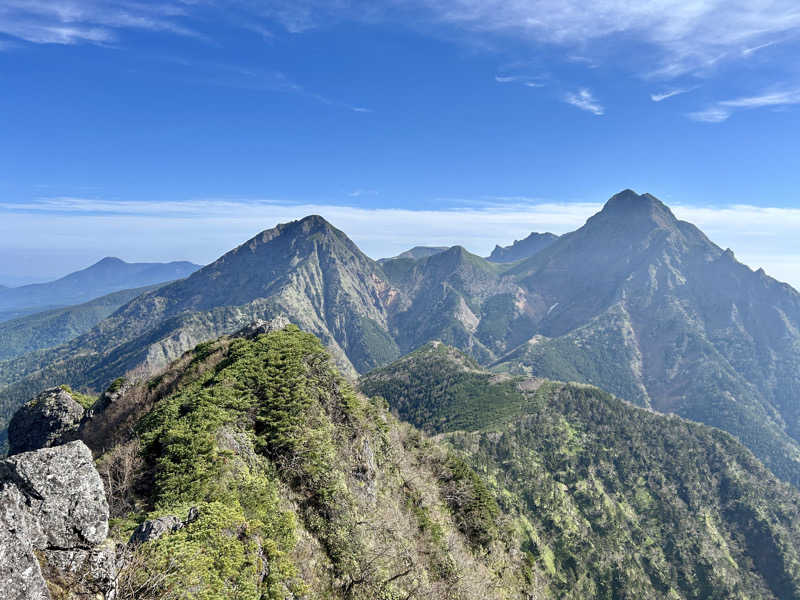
[0,440,114,600]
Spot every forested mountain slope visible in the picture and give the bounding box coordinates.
[361,343,800,599]
[0,283,164,361]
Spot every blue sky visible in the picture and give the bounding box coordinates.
[1,1,799,287]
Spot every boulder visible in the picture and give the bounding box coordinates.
[8,387,85,455]
[0,441,108,547]
[129,506,200,545]
[0,441,113,599]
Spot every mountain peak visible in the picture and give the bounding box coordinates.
[591,189,678,231]
[280,214,338,238]
[94,257,126,266]
[297,214,331,228]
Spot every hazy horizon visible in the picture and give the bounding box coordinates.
[3,193,799,291]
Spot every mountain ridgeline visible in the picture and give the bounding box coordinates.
[487,232,559,263]
[3,325,538,599]
[1,191,800,493]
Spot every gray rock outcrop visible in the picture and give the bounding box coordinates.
[234,316,291,339]
[0,441,113,599]
[8,387,85,455]
[129,506,200,545]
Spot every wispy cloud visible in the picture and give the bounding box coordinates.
[0,0,197,45]
[5,1,800,85]
[3,195,800,289]
[688,107,731,122]
[137,56,371,113]
[258,1,800,80]
[564,88,604,115]
[495,74,546,88]
[719,90,800,108]
[689,89,800,122]
[741,39,781,57]
[651,88,693,102]
[347,189,378,197]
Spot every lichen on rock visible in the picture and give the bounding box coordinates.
[0,441,114,599]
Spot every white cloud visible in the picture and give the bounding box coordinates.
[4,195,799,290]
[719,90,800,108]
[495,74,546,87]
[0,0,197,45]
[564,88,604,115]
[8,1,798,82]
[689,88,800,122]
[687,107,731,122]
[347,189,379,197]
[651,88,692,102]
[741,39,781,56]
[409,0,800,78]
[247,0,800,79]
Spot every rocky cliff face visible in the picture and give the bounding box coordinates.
[0,441,114,599]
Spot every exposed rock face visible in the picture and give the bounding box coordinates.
[0,485,49,600]
[129,506,199,545]
[0,441,113,599]
[234,316,292,340]
[7,388,85,455]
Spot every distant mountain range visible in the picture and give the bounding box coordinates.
[0,257,202,321]
[1,190,799,490]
